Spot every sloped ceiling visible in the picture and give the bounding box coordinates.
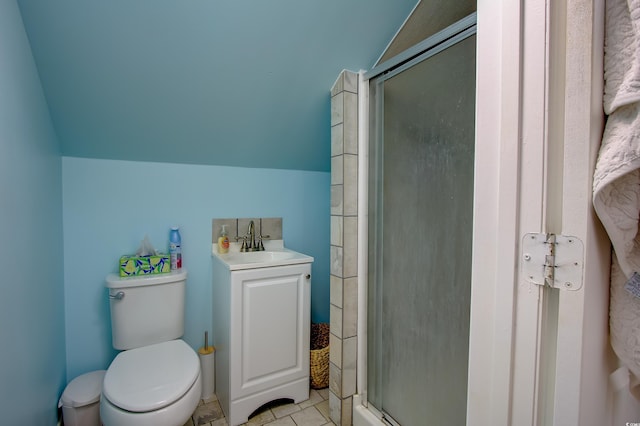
[17,0,419,172]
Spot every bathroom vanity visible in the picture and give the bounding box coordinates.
[211,241,313,426]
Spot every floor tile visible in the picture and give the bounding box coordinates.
[290,406,328,426]
[299,389,324,409]
[316,388,330,400]
[193,400,225,425]
[264,416,296,426]
[315,399,331,421]
[243,409,276,425]
[212,418,228,426]
[189,390,336,426]
[212,418,229,426]
[270,401,301,418]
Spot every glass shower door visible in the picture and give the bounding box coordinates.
[367,33,476,425]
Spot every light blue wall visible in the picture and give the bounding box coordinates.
[0,1,66,424]
[62,157,330,380]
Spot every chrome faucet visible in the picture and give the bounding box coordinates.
[239,220,269,252]
[240,220,259,252]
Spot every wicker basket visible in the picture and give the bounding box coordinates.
[310,323,330,389]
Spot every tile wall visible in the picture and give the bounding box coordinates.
[329,70,358,425]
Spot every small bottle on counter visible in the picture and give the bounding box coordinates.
[169,227,182,270]
[218,225,230,254]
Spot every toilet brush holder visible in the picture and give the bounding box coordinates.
[198,331,215,399]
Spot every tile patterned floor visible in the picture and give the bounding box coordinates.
[183,388,335,426]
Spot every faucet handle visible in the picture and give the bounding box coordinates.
[256,234,270,251]
[239,236,249,252]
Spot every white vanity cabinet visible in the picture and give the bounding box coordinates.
[211,249,312,426]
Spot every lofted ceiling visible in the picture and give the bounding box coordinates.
[16,0,419,172]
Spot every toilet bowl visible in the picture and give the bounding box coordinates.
[100,339,201,426]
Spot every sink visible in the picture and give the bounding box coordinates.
[226,250,296,264]
[212,240,313,271]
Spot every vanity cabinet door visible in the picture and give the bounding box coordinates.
[230,263,311,400]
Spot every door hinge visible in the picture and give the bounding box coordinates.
[521,233,584,291]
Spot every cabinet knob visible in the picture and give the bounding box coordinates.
[305,274,311,280]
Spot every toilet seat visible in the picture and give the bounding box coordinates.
[100,373,201,426]
[103,339,199,412]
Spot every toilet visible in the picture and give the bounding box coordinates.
[100,269,202,426]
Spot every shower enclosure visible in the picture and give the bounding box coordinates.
[361,16,476,425]
[347,2,611,424]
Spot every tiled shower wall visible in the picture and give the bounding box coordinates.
[329,70,358,425]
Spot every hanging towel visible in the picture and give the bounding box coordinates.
[593,0,640,386]
[603,0,640,114]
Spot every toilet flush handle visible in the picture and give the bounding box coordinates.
[109,291,125,300]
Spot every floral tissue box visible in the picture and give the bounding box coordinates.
[119,254,170,277]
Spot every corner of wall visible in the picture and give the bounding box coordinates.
[329,69,359,425]
[0,1,66,422]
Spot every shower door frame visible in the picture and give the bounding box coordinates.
[354,1,610,425]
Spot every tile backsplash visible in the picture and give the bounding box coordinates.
[212,217,283,243]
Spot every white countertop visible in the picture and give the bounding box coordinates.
[211,240,313,271]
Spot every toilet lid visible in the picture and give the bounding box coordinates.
[103,339,200,413]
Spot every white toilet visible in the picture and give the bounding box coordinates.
[100,269,202,426]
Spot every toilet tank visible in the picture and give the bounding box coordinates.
[105,270,187,350]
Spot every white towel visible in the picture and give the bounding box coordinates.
[604,0,640,114]
[593,103,640,278]
[594,0,640,387]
